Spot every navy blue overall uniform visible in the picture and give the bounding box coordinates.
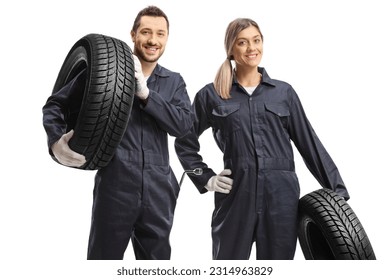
[175,67,350,260]
[43,65,192,260]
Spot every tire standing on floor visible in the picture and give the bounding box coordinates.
[298,188,376,260]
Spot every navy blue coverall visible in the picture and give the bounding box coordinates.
[175,67,350,260]
[43,65,193,260]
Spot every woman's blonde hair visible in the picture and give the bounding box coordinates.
[214,18,263,99]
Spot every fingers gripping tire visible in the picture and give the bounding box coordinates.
[52,33,135,170]
[298,188,376,260]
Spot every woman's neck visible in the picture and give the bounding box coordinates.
[235,67,262,87]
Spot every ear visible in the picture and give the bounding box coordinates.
[130,31,136,43]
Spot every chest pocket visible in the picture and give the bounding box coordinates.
[265,103,290,131]
[211,103,241,137]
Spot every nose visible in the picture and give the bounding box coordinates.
[247,41,256,51]
[147,33,157,45]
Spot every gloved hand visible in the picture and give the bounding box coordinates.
[51,130,86,167]
[133,55,149,100]
[205,169,233,194]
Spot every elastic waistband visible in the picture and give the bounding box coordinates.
[226,157,295,171]
[115,147,168,166]
[257,157,295,171]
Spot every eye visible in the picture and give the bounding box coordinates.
[238,40,247,46]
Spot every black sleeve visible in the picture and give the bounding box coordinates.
[287,86,350,200]
[175,89,217,193]
[42,69,86,156]
[142,75,193,137]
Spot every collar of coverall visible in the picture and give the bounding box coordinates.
[232,67,276,87]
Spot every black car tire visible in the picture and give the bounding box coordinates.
[298,188,376,260]
[52,33,135,170]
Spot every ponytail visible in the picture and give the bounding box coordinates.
[213,57,233,99]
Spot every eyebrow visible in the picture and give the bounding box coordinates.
[139,27,167,34]
[237,35,262,41]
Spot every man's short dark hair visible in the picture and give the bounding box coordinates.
[131,6,169,33]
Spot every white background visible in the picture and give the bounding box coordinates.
[1,0,389,279]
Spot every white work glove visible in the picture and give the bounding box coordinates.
[205,169,233,194]
[133,55,149,100]
[51,130,86,167]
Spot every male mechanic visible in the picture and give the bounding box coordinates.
[42,6,193,260]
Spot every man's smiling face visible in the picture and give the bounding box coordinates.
[131,15,168,63]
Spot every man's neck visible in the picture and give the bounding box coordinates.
[140,60,157,77]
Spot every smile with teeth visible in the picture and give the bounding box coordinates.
[146,46,158,53]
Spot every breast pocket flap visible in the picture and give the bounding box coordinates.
[265,103,290,117]
[212,104,240,117]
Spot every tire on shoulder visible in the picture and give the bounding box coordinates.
[298,188,376,260]
[52,33,135,170]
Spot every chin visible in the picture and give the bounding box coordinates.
[146,53,163,62]
[247,62,260,68]
[145,57,159,63]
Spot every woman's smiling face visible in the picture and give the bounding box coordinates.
[232,25,263,69]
